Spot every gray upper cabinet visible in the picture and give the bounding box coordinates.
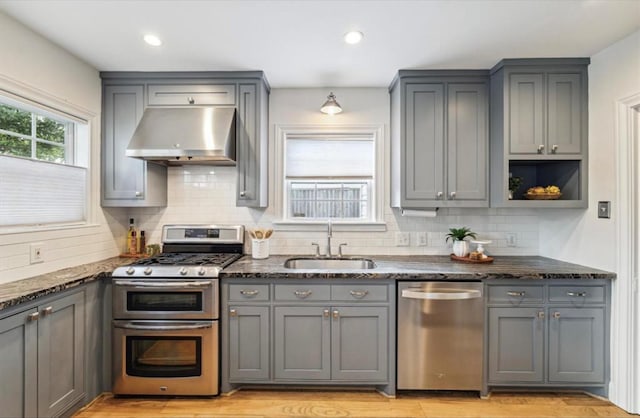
[0,288,86,418]
[489,59,589,208]
[390,71,489,209]
[100,72,269,208]
[101,84,167,207]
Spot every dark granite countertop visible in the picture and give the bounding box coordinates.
[0,257,131,312]
[220,255,616,281]
[0,255,614,313]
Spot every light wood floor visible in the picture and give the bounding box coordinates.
[73,389,633,418]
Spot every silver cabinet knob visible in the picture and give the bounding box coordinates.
[229,309,237,317]
[126,267,135,275]
[332,310,340,319]
[42,306,53,316]
[537,144,545,154]
[27,312,40,322]
[551,144,558,153]
[323,309,330,318]
[187,97,195,105]
[537,311,545,319]
[553,312,561,319]
[144,267,153,275]
[436,191,443,199]
[239,191,247,198]
[135,191,142,197]
[449,191,456,199]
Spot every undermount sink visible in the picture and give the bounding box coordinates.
[283,257,377,270]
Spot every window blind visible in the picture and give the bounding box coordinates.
[286,138,374,178]
[0,155,86,226]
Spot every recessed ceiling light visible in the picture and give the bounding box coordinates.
[344,31,364,45]
[143,34,162,47]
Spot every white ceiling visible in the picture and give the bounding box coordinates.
[0,0,638,88]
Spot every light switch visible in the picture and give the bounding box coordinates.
[598,201,611,219]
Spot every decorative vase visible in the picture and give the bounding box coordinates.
[452,240,469,257]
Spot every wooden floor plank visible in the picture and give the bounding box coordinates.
[73,390,632,418]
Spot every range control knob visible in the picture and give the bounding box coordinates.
[126,267,135,275]
[179,267,188,276]
[144,267,153,275]
[198,268,206,276]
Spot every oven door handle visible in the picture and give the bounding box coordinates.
[113,280,213,288]
[113,322,213,331]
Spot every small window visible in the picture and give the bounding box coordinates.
[279,129,381,224]
[0,102,73,163]
[0,97,87,229]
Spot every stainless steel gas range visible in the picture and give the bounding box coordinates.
[111,224,244,396]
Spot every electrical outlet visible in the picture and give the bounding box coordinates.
[395,232,410,246]
[506,233,517,247]
[30,243,45,264]
[416,232,428,246]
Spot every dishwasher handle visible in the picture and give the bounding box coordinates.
[401,288,482,300]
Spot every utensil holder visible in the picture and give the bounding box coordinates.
[252,239,270,259]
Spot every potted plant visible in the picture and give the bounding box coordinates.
[508,176,523,200]
[446,227,477,257]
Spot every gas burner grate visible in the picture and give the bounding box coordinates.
[131,253,242,268]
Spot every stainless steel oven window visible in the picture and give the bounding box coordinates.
[126,336,202,378]
[127,292,203,311]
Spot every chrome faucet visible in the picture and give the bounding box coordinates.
[326,219,333,257]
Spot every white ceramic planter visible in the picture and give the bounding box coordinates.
[452,240,469,257]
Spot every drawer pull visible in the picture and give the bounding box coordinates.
[332,310,340,319]
[42,306,54,316]
[240,289,260,297]
[566,291,587,297]
[349,290,369,299]
[294,290,313,299]
[507,291,526,297]
[323,309,330,318]
[537,311,545,319]
[553,311,561,319]
[27,312,39,322]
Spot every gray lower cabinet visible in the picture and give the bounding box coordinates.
[100,72,270,208]
[221,280,395,395]
[228,305,270,381]
[390,70,489,209]
[486,280,609,392]
[0,288,86,418]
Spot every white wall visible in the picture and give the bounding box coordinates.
[539,30,640,271]
[133,88,540,256]
[0,11,123,284]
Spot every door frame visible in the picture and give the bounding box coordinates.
[611,92,640,413]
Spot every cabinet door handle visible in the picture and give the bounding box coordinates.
[135,191,142,197]
[294,290,312,299]
[27,312,39,322]
[349,290,369,299]
[240,289,259,297]
[537,311,545,319]
[41,306,53,316]
[553,312,561,319]
[449,191,456,199]
[239,191,247,198]
[551,144,558,153]
[332,310,340,319]
[323,309,330,318]
[187,96,195,105]
[229,309,237,317]
[507,291,526,297]
[537,144,545,154]
[436,191,443,199]
[567,291,587,297]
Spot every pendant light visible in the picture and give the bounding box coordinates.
[320,92,343,115]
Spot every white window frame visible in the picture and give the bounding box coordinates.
[274,124,386,231]
[0,76,98,234]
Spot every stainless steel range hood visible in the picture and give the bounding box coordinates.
[126,107,236,165]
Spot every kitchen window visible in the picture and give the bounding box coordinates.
[0,95,89,229]
[275,125,385,229]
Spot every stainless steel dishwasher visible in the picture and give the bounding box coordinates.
[397,281,484,391]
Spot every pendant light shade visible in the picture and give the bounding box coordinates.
[320,92,343,114]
